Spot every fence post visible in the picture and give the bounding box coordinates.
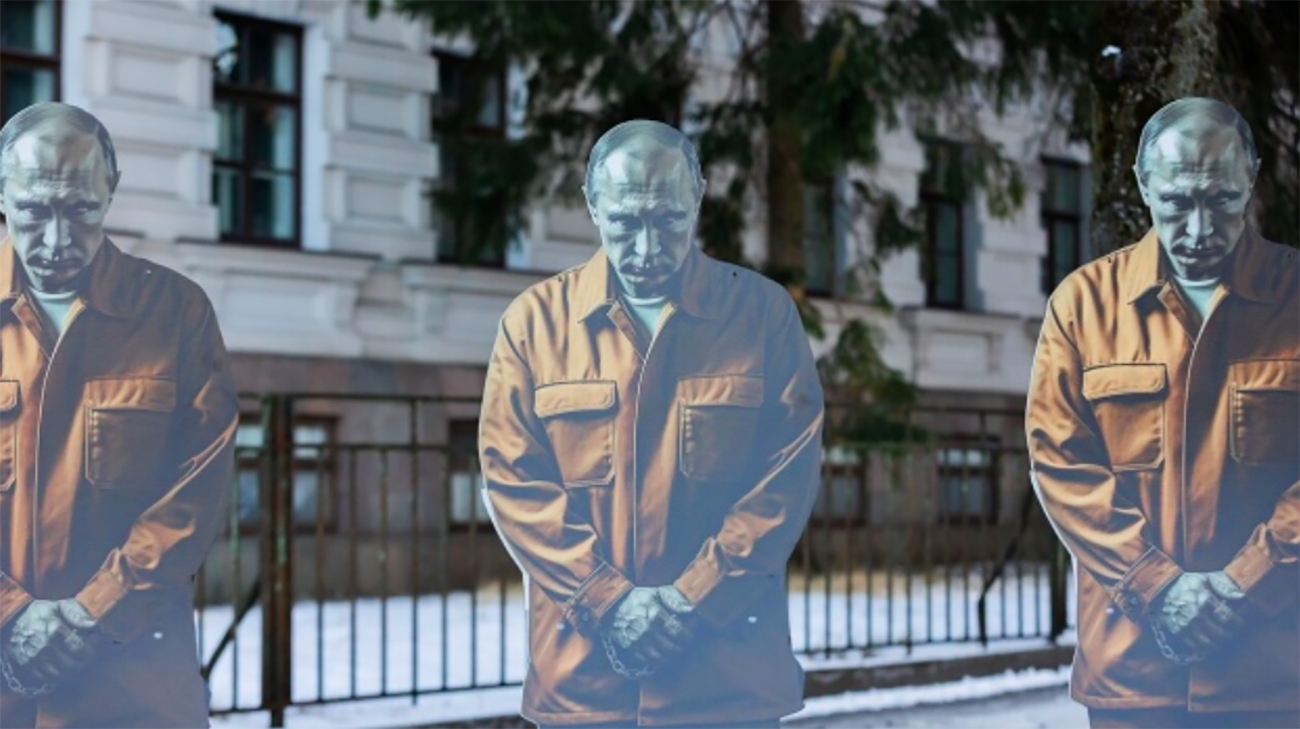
[1049,542,1069,642]
[261,394,295,727]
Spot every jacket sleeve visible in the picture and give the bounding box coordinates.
[478,315,634,638]
[1223,479,1299,615]
[1025,298,1183,625]
[75,292,239,644]
[0,572,33,633]
[672,289,825,629]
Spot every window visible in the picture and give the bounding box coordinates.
[447,419,492,530]
[233,414,337,534]
[809,446,867,526]
[212,12,302,248]
[919,142,966,309]
[0,0,61,128]
[804,177,836,297]
[432,51,506,268]
[935,437,999,525]
[1041,159,1085,294]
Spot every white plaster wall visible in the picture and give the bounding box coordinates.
[22,0,1090,389]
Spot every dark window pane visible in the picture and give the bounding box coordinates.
[212,167,243,235]
[935,253,960,306]
[477,74,502,129]
[1053,220,1078,269]
[803,182,834,294]
[249,105,295,170]
[0,0,57,55]
[935,203,960,252]
[1046,163,1080,213]
[250,172,295,238]
[246,27,297,93]
[215,101,244,162]
[1,66,56,124]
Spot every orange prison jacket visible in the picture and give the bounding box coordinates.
[0,235,239,728]
[478,244,825,726]
[1026,227,1299,711]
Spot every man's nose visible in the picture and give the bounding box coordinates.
[633,225,661,259]
[1186,205,1214,243]
[43,216,73,253]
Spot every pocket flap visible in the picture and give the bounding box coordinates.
[678,374,765,408]
[1230,359,1300,392]
[534,380,617,419]
[1082,363,1167,401]
[0,380,18,412]
[85,377,177,412]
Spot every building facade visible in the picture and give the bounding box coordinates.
[1,0,1092,598]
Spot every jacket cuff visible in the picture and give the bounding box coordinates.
[1111,546,1183,622]
[561,560,633,637]
[0,573,34,632]
[76,565,133,644]
[1224,541,1292,615]
[672,548,776,629]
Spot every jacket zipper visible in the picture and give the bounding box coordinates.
[31,300,85,594]
[1178,286,1226,576]
[629,304,675,584]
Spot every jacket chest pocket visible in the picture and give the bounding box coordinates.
[534,380,617,488]
[1229,359,1300,467]
[1082,363,1167,472]
[85,377,177,488]
[0,380,19,492]
[678,375,765,481]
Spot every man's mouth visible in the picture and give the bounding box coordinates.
[32,259,79,273]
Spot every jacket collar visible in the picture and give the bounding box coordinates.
[1,234,135,318]
[1125,226,1274,305]
[575,244,722,323]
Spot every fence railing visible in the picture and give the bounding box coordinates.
[194,393,1072,726]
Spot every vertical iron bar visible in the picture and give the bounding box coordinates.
[349,447,359,699]
[469,448,481,686]
[315,441,326,702]
[409,402,420,702]
[864,450,873,650]
[380,447,391,695]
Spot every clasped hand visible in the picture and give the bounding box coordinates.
[3,598,104,688]
[1151,571,1248,658]
[600,586,699,670]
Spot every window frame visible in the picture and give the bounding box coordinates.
[919,140,966,310]
[446,418,492,533]
[234,412,339,536]
[0,0,63,225]
[431,49,508,268]
[933,435,1000,527]
[1040,157,1086,295]
[212,10,304,250]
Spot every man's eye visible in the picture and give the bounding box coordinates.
[655,215,685,229]
[1162,198,1192,210]
[612,217,640,229]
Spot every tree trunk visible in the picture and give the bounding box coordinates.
[766,0,806,294]
[1089,0,1220,256]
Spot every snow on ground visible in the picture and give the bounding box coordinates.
[202,564,1077,727]
[208,666,1075,729]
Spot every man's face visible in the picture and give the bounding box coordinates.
[586,140,701,299]
[1135,123,1256,281]
[0,129,115,293]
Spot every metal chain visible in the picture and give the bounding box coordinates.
[1148,614,1205,665]
[601,632,658,679]
[0,649,54,697]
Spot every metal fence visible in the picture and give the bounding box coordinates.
[195,393,1073,726]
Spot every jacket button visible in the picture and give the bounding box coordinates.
[747,615,758,623]
[1129,596,1140,605]
[153,631,163,640]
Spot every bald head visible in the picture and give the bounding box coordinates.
[0,102,119,191]
[1135,97,1258,184]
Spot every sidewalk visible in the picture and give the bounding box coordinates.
[788,685,1086,728]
